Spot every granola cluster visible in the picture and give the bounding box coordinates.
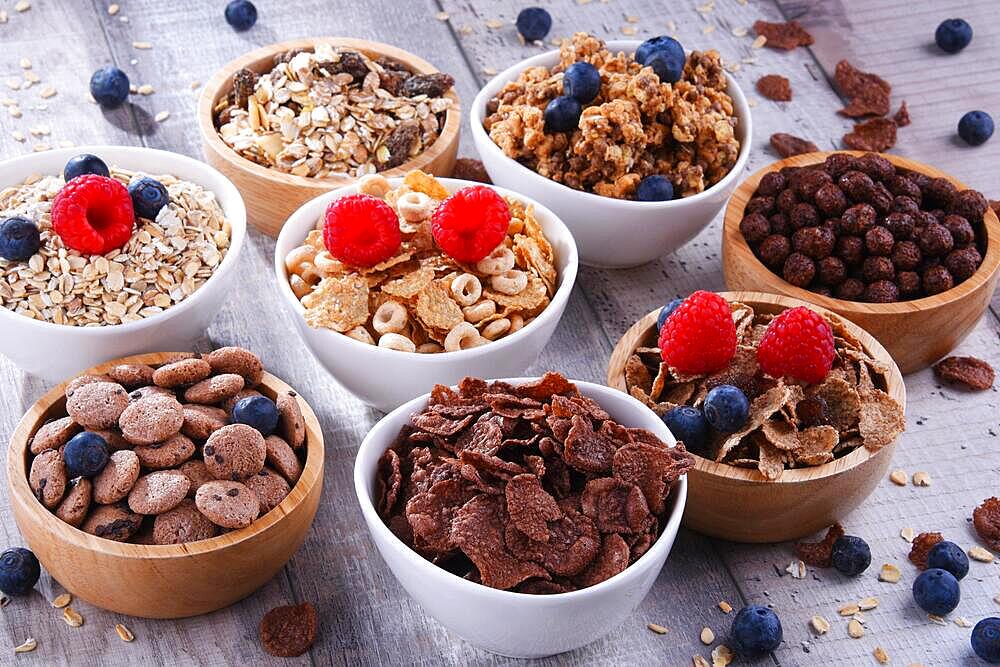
[483,33,740,199]
[214,43,455,178]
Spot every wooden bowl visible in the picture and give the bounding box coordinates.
[722,151,1000,374]
[6,353,324,618]
[198,37,461,237]
[607,291,906,543]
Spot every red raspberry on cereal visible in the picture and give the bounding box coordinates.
[430,185,510,263]
[657,291,737,375]
[323,193,401,267]
[51,174,135,255]
[757,306,835,384]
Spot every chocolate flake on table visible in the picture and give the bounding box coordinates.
[623,300,905,480]
[770,133,818,158]
[973,497,1000,552]
[752,20,815,50]
[843,117,898,152]
[450,157,492,184]
[375,372,693,593]
[756,74,792,102]
[933,356,995,391]
[259,602,318,657]
[908,531,943,569]
[834,60,892,118]
[796,523,845,567]
[893,101,911,127]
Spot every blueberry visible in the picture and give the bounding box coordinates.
[958,110,994,146]
[224,0,258,31]
[731,605,783,656]
[0,217,40,261]
[645,50,686,84]
[636,36,686,67]
[515,7,552,42]
[935,18,973,54]
[64,431,110,478]
[913,567,960,615]
[831,535,871,576]
[656,298,684,331]
[89,66,130,109]
[543,96,582,133]
[662,406,708,455]
[563,62,601,104]
[64,154,110,182]
[128,177,170,220]
[231,395,279,436]
[926,540,969,580]
[703,385,750,433]
[973,617,1000,663]
[0,547,40,596]
[636,175,675,202]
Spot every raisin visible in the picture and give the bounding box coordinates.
[401,73,455,98]
[379,122,420,170]
[332,51,370,82]
[231,68,259,108]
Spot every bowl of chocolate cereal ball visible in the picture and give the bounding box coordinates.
[199,37,462,236]
[723,151,1000,373]
[471,33,752,268]
[354,373,691,657]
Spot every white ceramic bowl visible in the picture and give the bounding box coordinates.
[471,40,753,269]
[0,145,247,381]
[274,178,579,412]
[354,378,687,658]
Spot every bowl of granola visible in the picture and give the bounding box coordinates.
[274,170,578,412]
[354,373,692,657]
[0,146,246,382]
[607,291,906,543]
[199,38,461,237]
[472,33,752,268]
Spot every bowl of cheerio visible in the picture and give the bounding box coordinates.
[274,170,578,411]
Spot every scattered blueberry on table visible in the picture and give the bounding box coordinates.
[662,406,708,455]
[973,618,1000,664]
[231,395,279,436]
[64,154,110,182]
[225,0,258,31]
[128,177,170,221]
[562,62,601,103]
[64,432,110,478]
[543,96,581,133]
[935,18,973,53]
[958,110,994,146]
[912,568,961,615]
[656,298,684,331]
[89,66,130,109]
[0,547,40,596]
[926,540,969,580]
[703,385,749,433]
[0,217,40,261]
[515,7,551,42]
[730,605,783,656]
[636,175,675,202]
[831,535,871,576]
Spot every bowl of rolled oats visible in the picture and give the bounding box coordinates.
[274,170,578,412]
[472,34,752,268]
[199,38,461,237]
[0,146,246,382]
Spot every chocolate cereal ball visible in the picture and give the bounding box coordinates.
[942,214,975,246]
[768,213,790,236]
[863,256,895,282]
[923,177,957,209]
[897,271,921,296]
[783,253,816,287]
[951,189,988,222]
[841,203,876,235]
[835,278,866,301]
[944,246,982,281]
[836,235,865,266]
[865,280,900,303]
[870,183,894,215]
[817,256,847,286]
[918,223,955,257]
[922,265,954,295]
[812,286,833,297]
[793,226,835,259]
[913,210,938,232]
[891,196,920,217]
[776,188,799,214]
[865,226,895,256]
[886,174,922,202]
[885,212,915,240]
[790,202,820,230]
[857,153,895,181]
[739,213,770,244]
[815,182,848,216]
[794,169,833,202]
[759,234,791,268]
[745,196,775,216]
[891,240,922,271]
[823,153,859,178]
[838,170,875,203]
[757,171,786,197]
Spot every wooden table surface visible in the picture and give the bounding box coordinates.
[1,1,998,665]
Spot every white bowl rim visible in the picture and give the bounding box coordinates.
[470,39,753,209]
[353,377,688,603]
[0,144,248,336]
[273,177,579,363]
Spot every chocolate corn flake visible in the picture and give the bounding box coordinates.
[756,74,792,102]
[934,356,995,391]
[893,101,911,127]
[843,117,898,152]
[753,20,815,50]
[375,373,693,593]
[909,531,943,569]
[834,60,892,118]
[770,133,819,158]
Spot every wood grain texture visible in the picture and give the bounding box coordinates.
[0,0,995,665]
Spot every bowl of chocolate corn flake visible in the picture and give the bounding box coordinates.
[472,33,752,268]
[354,373,692,657]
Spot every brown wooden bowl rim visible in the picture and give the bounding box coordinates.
[722,150,1000,315]
[197,36,462,187]
[6,352,325,560]
[607,290,906,484]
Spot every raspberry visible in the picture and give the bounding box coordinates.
[658,291,737,375]
[757,306,835,384]
[430,185,510,263]
[323,193,401,267]
[50,174,134,255]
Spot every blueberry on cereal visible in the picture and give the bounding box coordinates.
[636,175,675,202]
[0,216,41,261]
[231,395,279,437]
[63,431,110,478]
[515,6,551,42]
[0,547,40,596]
[662,406,708,455]
[636,35,685,83]
[703,385,749,433]
[543,96,581,134]
[656,298,684,332]
[562,62,601,104]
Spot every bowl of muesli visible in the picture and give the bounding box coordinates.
[608,291,906,543]
[0,146,246,382]
[199,38,461,237]
[471,33,752,268]
[274,170,578,412]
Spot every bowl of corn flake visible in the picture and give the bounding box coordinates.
[274,170,578,412]
[608,291,906,543]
